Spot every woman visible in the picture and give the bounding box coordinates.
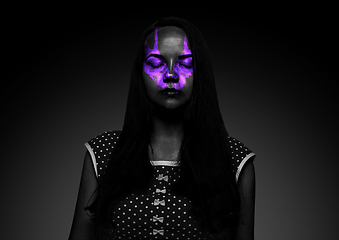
[69,17,256,240]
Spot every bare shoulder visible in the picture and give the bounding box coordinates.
[82,150,98,189]
[235,159,255,240]
[68,151,98,240]
[238,160,255,187]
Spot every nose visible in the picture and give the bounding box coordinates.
[163,59,179,83]
[163,71,179,83]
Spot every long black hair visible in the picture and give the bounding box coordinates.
[86,17,240,238]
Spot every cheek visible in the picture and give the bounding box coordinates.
[175,66,194,89]
[143,63,165,86]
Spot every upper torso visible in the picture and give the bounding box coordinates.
[84,130,255,239]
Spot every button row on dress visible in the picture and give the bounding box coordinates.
[151,174,168,237]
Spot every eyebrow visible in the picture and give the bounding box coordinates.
[146,54,165,60]
[178,54,193,60]
[146,54,193,60]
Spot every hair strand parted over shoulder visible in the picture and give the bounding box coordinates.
[86,17,240,238]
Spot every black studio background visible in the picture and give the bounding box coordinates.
[2,11,338,240]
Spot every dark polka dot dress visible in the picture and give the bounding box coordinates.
[85,130,255,239]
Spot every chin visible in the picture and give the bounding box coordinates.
[162,99,183,109]
[162,104,180,110]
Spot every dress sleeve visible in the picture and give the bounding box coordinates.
[227,136,256,183]
[84,130,121,179]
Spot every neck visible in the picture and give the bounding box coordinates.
[150,104,186,146]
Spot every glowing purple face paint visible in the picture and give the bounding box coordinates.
[143,28,193,90]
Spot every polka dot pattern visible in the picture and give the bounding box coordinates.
[227,136,256,181]
[86,130,121,178]
[85,130,255,239]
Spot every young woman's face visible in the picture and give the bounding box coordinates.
[143,27,193,110]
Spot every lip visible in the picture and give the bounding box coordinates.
[160,88,180,93]
[162,91,180,95]
[160,88,181,96]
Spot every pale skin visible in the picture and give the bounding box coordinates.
[143,26,193,160]
[68,26,255,240]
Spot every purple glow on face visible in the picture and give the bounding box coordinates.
[182,33,191,55]
[145,28,161,58]
[143,28,193,90]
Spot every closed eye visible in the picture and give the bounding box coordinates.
[146,57,165,68]
[179,58,193,68]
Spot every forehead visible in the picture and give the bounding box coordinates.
[145,26,191,53]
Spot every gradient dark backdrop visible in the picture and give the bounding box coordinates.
[3,11,337,240]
